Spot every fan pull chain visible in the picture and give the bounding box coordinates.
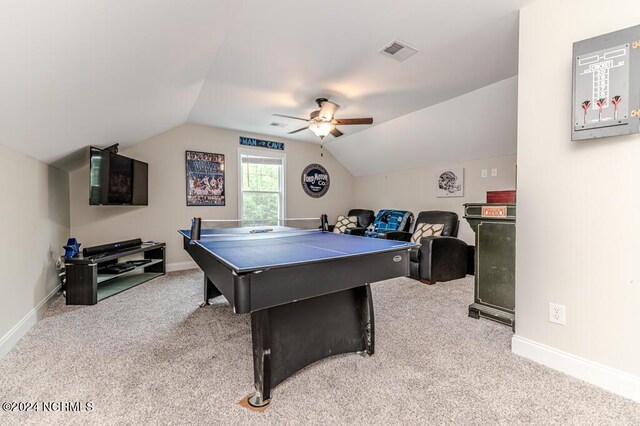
[320,141,323,157]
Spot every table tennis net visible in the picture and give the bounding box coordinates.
[199,217,322,230]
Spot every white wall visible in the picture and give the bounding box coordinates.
[515,0,640,399]
[345,75,519,244]
[354,155,516,244]
[69,124,355,266]
[0,144,70,356]
[328,76,518,177]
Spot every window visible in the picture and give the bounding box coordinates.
[239,150,285,225]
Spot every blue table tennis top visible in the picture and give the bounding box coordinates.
[179,228,416,273]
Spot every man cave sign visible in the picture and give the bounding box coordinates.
[301,164,330,198]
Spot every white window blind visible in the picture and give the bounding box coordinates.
[239,152,285,225]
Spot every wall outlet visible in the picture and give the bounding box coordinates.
[549,303,566,325]
[491,168,498,177]
[481,169,488,178]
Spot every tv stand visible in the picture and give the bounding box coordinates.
[65,242,165,305]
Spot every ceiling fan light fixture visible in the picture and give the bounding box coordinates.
[318,111,333,121]
[308,121,335,139]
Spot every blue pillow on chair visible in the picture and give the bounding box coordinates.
[365,210,413,238]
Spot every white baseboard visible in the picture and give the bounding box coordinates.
[166,261,197,273]
[0,284,61,359]
[512,335,640,403]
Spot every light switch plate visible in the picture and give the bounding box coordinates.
[481,169,488,178]
[491,168,498,177]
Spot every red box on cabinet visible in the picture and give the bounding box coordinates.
[486,190,516,203]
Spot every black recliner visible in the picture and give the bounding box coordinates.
[329,209,375,233]
[408,211,468,284]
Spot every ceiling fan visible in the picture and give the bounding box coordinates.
[273,98,373,140]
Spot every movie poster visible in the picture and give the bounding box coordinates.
[185,151,225,206]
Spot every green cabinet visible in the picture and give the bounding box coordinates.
[464,203,516,329]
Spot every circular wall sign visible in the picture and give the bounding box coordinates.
[301,164,330,198]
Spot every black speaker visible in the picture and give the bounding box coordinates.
[83,238,143,257]
[320,214,329,231]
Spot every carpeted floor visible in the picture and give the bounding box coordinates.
[1,270,639,425]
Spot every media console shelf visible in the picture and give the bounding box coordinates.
[65,242,165,305]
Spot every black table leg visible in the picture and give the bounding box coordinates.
[249,310,272,407]
[359,283,375,355]
[247,284,374,407]
[200,274,222,307]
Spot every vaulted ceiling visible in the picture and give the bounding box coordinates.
[0,0,533,167]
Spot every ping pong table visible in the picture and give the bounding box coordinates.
[180,225,416,407]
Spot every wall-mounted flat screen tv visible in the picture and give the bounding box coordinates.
[89,147,148,205]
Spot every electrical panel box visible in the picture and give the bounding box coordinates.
[572,24,640,141]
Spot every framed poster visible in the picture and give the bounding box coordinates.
[185,151,225,206]
[437,168,464,197]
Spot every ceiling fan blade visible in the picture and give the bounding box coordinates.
[273,113,310,122]
[330,128,344,138]
[332,118,373,125]
[287,126,309,134]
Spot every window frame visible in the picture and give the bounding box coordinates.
[237,147,286,224]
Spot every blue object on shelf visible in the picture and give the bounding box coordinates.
[64,238,81,258]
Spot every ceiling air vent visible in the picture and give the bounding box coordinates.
[378,40,419,62]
